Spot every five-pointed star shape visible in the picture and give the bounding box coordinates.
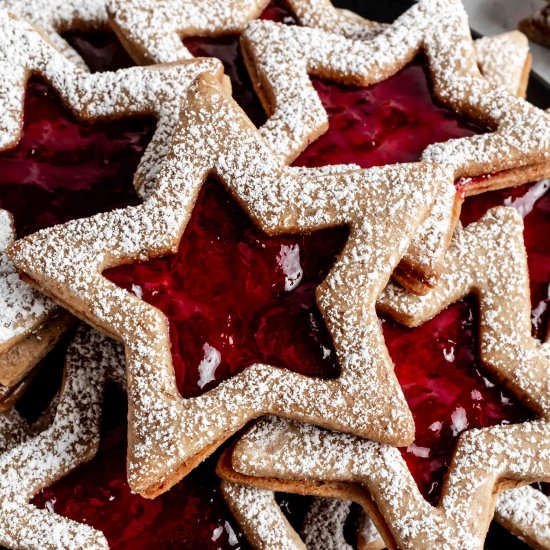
[218,206,550,550]
[0,326,124,550]
[10,73,448,498]
[239,0,550,292]
[0,10,224,384]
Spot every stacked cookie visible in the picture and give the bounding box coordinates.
[0,0,548,548]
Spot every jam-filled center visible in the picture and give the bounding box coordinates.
[104,179,346,398]
[0,32,151,238]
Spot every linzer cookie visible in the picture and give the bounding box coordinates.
[221,413,549,550]
[107,0,538,293]
[0,326,125,550]
[291,0,531,97]
[240,0,550,292]
[0,11,224,192]
[221,467,548,549]
[218,206,550,549]
[0,10,223,392]
[9,73,449,497]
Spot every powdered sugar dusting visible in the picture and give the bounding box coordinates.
[495,486,550,548]
[108,0,271,64]
[0,325,125,549]
[240,0,549,287]
[0,10,223,355]
[229,414,549,550]
[0,210,57,347]
[302,498,354,549]
[380,207,550,416]
[221,480,305,549]
[10,73,446,498]
[4,0,109,69]
[224,207,550,549]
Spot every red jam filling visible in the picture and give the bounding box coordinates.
[0,32,152,238]
[33,388,249,550]
[11,5,547,548]
[104,179,344,398]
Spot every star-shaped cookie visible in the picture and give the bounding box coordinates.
[220,416,549,550]
[218,205,550,549]
[240,0,550,292]
[221,470,548,549]
[287,1,532,98]
[10,73,448,498]
[0,325,124,550]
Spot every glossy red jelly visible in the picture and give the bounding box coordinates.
[105,179,344,398]
[11,2,547,548]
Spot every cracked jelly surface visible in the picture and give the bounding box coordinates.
[11,2,548,548]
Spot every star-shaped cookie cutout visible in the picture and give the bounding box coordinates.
[287,1,532,98]
[221,470,548,548]
[3,0,110,69]
[0,325,124,550]
[218,206,550,549]
[108,0,272,64]
[0,10,224,394]
[10,73,448,497]
[240,0,550,292]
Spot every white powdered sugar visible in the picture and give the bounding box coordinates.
[239,0,549,286]
[223,206,550,550]
[495,485,550,548]
[10,73,448,498]
[379,206,550,416]
[0,210,57,347]
[0,325,125,550]
[0,10,223,356]
[4,0,109,69]
[230,413,549,550]
[108,0,272,63]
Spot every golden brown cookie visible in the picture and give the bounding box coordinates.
[240,0,550,292]
[4,0,109,69]
[0,326,124,549]
[108,0,272,64]
[0,10,224,399]
[9,73,448,498]
[219,206,550,549]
